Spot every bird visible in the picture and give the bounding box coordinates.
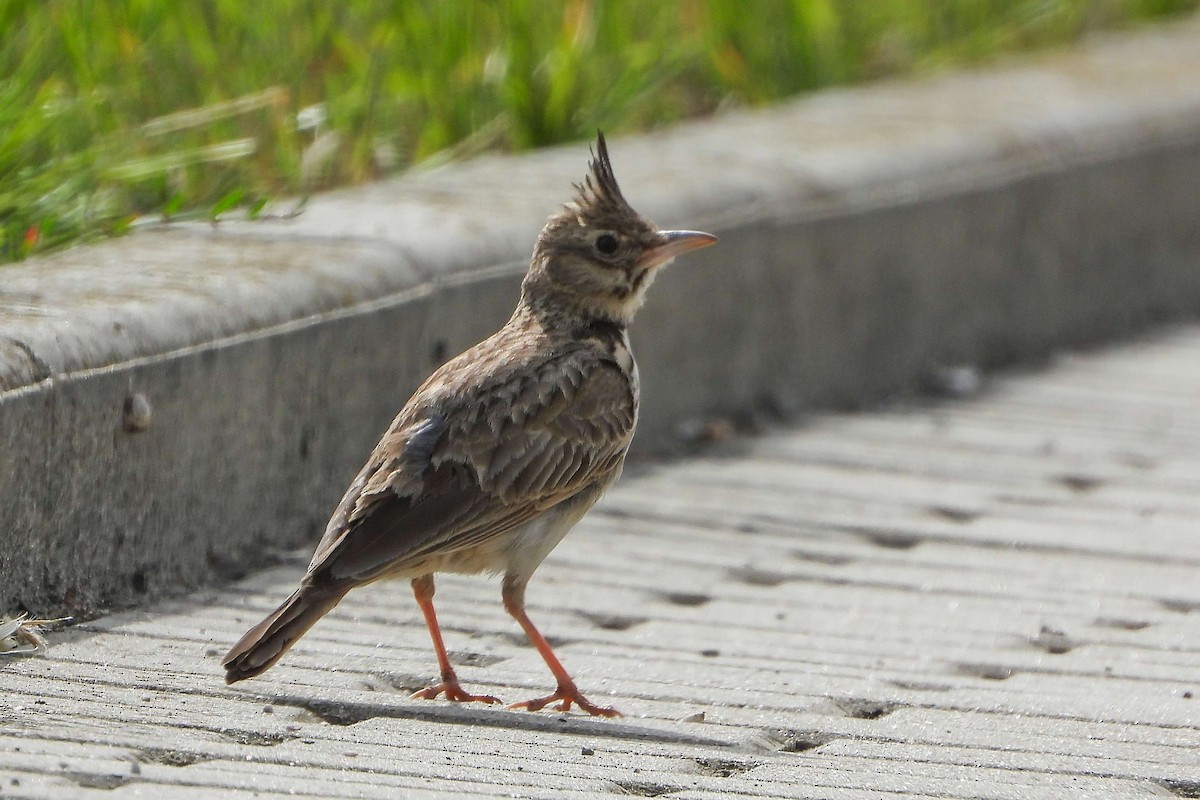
[222,132,717,717]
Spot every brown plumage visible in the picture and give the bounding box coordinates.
[223,133,716,716]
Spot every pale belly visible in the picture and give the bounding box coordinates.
[388,478,612,582]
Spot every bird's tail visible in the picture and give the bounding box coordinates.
[223,585,348,684]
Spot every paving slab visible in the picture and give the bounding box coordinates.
[3,324,1198,798]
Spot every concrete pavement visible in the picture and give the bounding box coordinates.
[2,324,1197,798]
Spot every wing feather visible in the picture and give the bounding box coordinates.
[303,348,635,588]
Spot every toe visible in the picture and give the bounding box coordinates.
[508,687,621,717]
[411,681,501,705]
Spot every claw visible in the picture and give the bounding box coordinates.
[508,684,621,717]
[411,679,500,705]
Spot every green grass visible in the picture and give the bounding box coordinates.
[3,0,1197,263]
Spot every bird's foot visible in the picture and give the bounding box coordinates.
[411,678,500,705]
[508,683,622,717]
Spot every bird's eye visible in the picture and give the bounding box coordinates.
[594,233,619,256]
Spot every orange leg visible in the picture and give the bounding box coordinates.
[502,578,621,717]
[410,575,500,705]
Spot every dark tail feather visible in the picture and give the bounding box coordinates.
[223,586,347,684]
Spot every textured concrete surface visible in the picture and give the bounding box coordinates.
[5,18,1200,616]
[2,325,1198,798]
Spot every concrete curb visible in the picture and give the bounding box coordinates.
[5,18,1200,617]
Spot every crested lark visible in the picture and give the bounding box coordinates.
[223,133,716,717]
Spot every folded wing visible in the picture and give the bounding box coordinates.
[303,352,635,588]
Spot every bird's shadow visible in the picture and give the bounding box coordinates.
[259,689,734,749]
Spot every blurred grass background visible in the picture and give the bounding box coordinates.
[3,0,1197,263]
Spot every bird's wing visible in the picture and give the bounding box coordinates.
[304,351,635,586]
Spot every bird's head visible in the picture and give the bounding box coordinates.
[522,133,717,327]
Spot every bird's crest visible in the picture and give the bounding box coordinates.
[572,132,632,218]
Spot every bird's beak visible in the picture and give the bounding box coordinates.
[639,230,718,270]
